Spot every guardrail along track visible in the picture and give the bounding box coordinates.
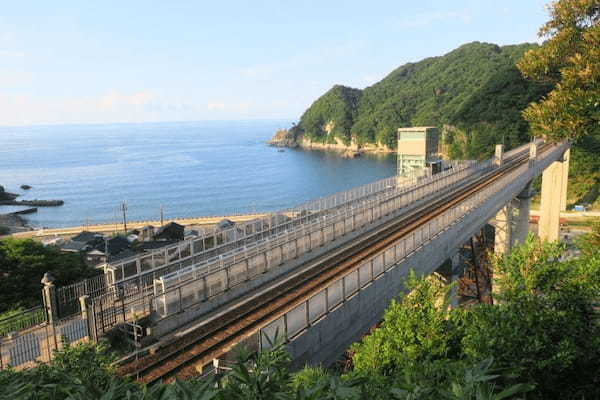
[119,147,545,384]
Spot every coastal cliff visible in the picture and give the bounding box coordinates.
[268,129,392,156]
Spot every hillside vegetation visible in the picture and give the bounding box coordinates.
[284,41,600,207]
[292,42,550,155]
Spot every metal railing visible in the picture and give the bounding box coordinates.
[151,140,554,321]
[0,309,89,370]
[57,161,484,318]
[151,159,501,318]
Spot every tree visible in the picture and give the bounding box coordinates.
[517,0,600,141]
[0,238,100,313]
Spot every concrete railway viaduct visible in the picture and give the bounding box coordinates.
[0,140,570,384]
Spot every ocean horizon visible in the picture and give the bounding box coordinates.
[0,120,397,228]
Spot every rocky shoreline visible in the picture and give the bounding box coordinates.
[0,184,63,235]
[0,212,32,235]
[267,128,394,157]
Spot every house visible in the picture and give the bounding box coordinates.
[85,249,107,266]
[88,235,133,264]
[154,222,185,241]
[71,231,104,244]
[184,228,200,239]
[59,240,93,253]
[139,240,177,252]
[59,231,105,255]
[130,225,155,241]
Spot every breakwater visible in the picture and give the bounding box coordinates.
[0,199,64,207]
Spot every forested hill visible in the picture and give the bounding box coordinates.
[286,42,551,159]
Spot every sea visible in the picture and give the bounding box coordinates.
[0,120,397,228]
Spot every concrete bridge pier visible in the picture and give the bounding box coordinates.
[491,202,513,301]
[493,203,513,256]
[436,252,464,309]
[539,148,570,242]
[448,252,463,309]
[513,182,533,246]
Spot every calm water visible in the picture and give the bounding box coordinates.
[0,120,396,228]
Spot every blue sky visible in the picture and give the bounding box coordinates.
[1,0,549,126]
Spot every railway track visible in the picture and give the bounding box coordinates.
[118,146,545,384]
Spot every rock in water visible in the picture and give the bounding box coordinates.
[267,129,298,148]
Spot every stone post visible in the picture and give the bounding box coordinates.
[41,272,58,324]
[494,144,504,167]
[79,295,90,321]
[41,272,59,349]
[528,141,538,169]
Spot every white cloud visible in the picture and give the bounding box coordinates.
[0,50,25,58]
[0,90,193,126]
[0,69,33,87]
[392,10,472,30]
[207,101,226,111]
[0,31,14,43]
[240,65,274,81]
[206,101,255,114]
[98,90,157,110]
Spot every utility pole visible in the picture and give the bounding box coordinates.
[160,205,164,227]
[104,236,109,263]
[114,210,118,234]
[121,201,128,234]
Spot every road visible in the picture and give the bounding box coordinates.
[10,213,280,240]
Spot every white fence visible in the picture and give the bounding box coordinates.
[152,142,539,318]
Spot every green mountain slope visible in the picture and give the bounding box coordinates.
[289,42,551,158]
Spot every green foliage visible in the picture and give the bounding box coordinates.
[516,0,600,207]
[0,226,9,236]
[290,366,331,391]
[0,341,118,400]
[295,42,549,153]
[576,218,600,256]
[0,238,101,313]
[0,307,47,336]
[517,0,600,142]
[351,234,600,399]
[299,85,361,145]
[220,341,292,399]
[351,270,455,376]
[2,236,599,399]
